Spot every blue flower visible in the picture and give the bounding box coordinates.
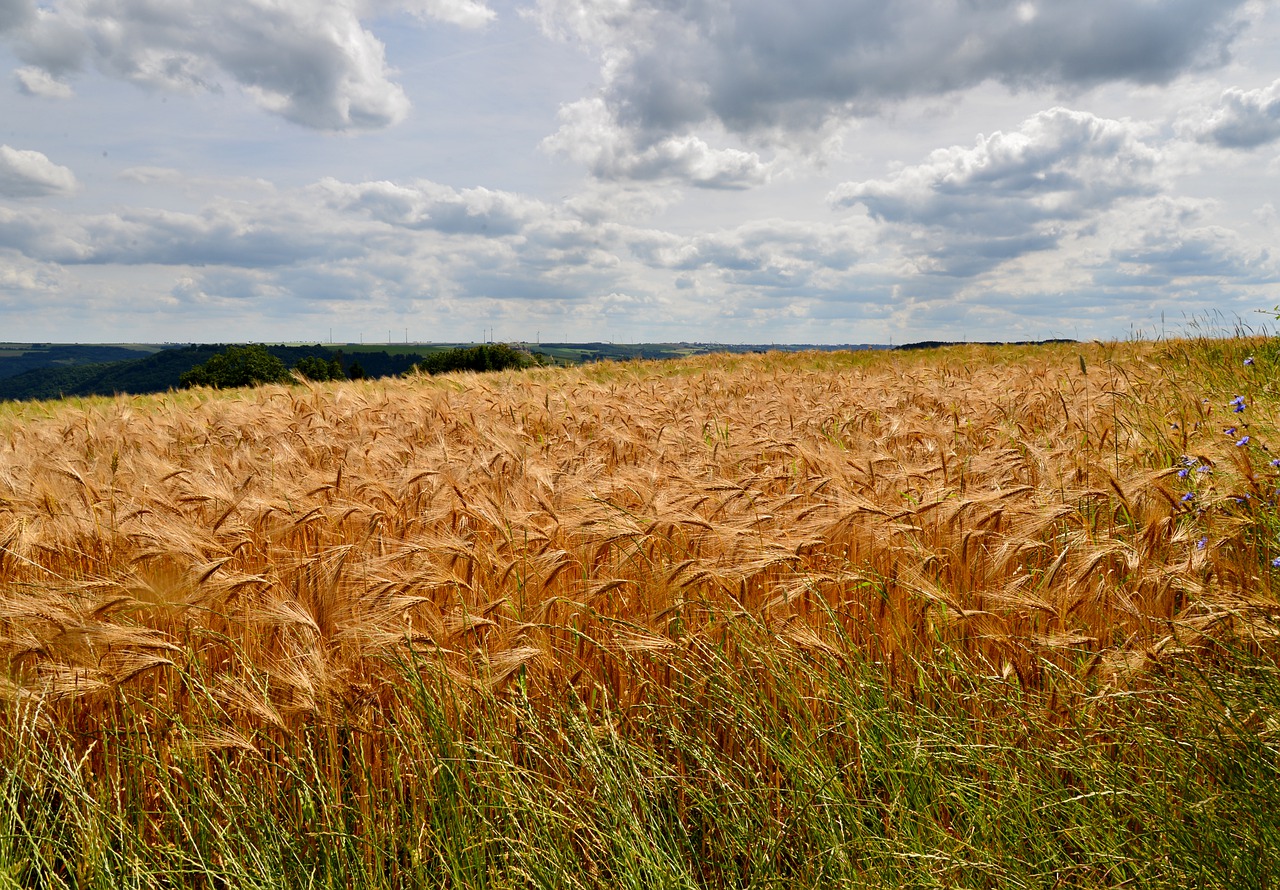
[1197,537,1208,550]
[1232,396,1247,413]
[1238,436,1251,447]
[1245,357,1256,366]
[1197,464,1212,474]
[1272,459,1280,469]
[1178,468,1190,478]
[1226,427,1238,436]
[1273,556,1280,568]
[1181,492,1195,502]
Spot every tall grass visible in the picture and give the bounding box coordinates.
[0,338,1278,886]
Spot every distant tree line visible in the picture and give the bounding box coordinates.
[179,346,370,389]
[894,338,1077,351]
[180,345,294,389]
[174,343,538,391]
[294,354,348,382]
[0,344,406,401]
[411,343,537,376]
[0,344,154,380]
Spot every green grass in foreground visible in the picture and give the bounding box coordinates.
[2,627,1278,889]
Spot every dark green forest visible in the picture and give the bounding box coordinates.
[0,345,421,401]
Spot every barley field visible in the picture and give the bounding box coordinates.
[1,338,1278,888]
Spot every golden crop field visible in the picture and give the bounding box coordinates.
[1,340,1274,730]
[2,339,1279,886]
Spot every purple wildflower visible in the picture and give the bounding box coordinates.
[1178,468,1190,478]
[1226,427,1238,436]
[1232,396,1247,413]
[1238,436,1251,447]
[1181,492,1195,502]
[1197,537,1208,550]
[1273,556,1280,568]
[1245,357,1256,366]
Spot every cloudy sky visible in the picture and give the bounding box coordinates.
[1,0,1278,345]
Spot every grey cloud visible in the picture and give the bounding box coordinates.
[0,0,498,130]
[455,270,586,303]
[0,204,351,267]
[0,0,32,33]
[1196,79,1280,148]
[923,232,1061,278]
[519,221,622,271]
[0,144,77,197]
[211,6,409,130]
[830,108,1160,277]
[642,219,877,301]
[832,109,1158,228]
[0,173,646,318]
[542,0,1248,138]
[13,65,73,97]
[806,292,897,321]
[1095,197,1278,290]
[315,178,543,235]
[0,171,650,315]
[267,264,392,305]
[1113,239,1252,279]
[543,98,772,189]
[174,264,386,311]
[10,9,90,76]
[171,270,280,306]
[1110,230,1276,285]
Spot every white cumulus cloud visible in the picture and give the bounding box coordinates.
[388,0,495,28]
[830,108,1161,277]
[1194,78,1280,148]
[314,177,545,234]
[542,97,772,189]
[13,64,72,97]
[1,0,495,130]
[0,145,77,197]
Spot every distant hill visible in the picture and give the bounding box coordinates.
[894,338,1077,351]
[0,345,331,402]
[0,342,472,402]
[0,343,160,380]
